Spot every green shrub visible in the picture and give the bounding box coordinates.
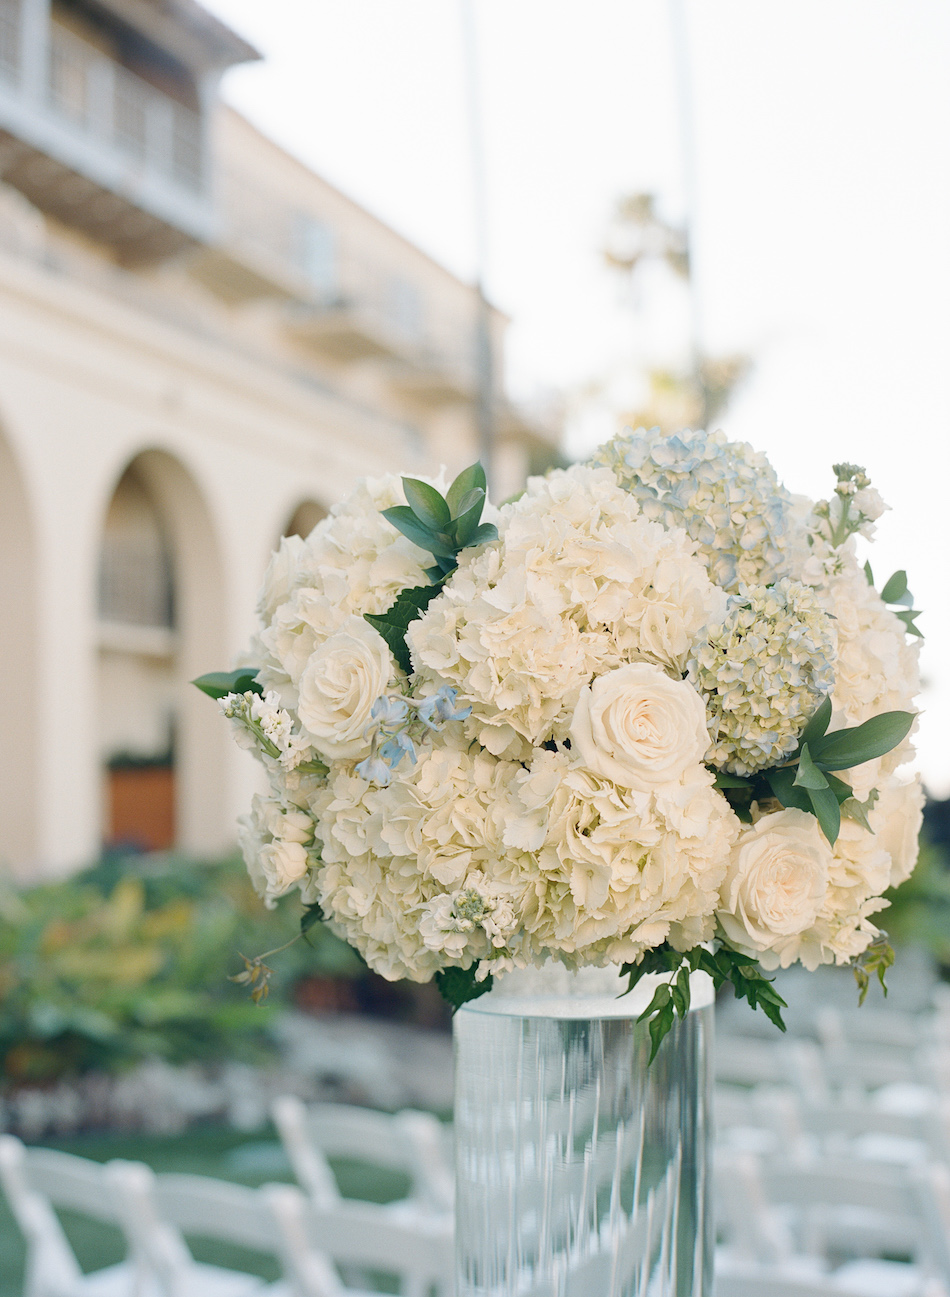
[884,838,950,971]
[0,854,360,1086]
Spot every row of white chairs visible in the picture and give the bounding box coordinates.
[714,1149,950,1297]
[271,1096,454,1222]
[0,1132,453,1297]
[716,1080,950,1168]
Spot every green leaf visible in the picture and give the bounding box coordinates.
[647,1003,676,1063]
[713,770,752,789]
[453,493,487,547]
[381,507,457,558]
[301,902,324,938]
[766,765,812,813]
[853,933,895,1005]
[823,771,854,804]
[793,744,829,791]
[880,570,909,605]
[364,583,444,675]
[807,783,841,845]
[841,787,879,832]
[864,560,874,586]
[798,695,833,752]
[435,964,493,1010]
[895,609,923,638]
[402,478,451,531]
[446,462,487,515]
[810,711,916,771]
[464,523,499,548]
[192,669,262,700]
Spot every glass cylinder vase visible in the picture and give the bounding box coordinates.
[453,963,714,1297]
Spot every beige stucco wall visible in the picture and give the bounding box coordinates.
[0,89,559,878]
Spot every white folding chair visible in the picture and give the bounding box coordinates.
[107,1161,284,1297]
[272,1096,453,1220]
[0,1133,156,1297]
[715,1259,943,1297]
[270,1191,453,1297]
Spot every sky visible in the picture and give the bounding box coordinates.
[201,0,950,794]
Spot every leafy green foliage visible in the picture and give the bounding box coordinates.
[868,566,924,638]
[0,855,359,1086]
[853,932,895,1005]
[192,669,263,700]
[380,463,498,578]
[621,941,788,1062]
[716,696,915,846]
[364,584,444,676]
[434,964,493,1010]
[366,463,499,675]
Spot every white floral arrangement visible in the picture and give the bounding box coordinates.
[196,429,923,1054]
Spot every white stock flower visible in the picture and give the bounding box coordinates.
[297,616,395,760]
[718,809,831,966]
[569,663,710,791]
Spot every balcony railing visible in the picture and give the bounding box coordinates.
[45,24,203,194]
[0,4,211,258]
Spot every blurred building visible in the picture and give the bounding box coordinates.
[0,0,560,876]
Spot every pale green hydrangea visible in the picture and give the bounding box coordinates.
[590,426,798,590]
[689,579,836,775]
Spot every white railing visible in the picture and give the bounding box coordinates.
[46,24,203,193]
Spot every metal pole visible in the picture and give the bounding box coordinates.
[668,0,705,419]
[460,0,495,494]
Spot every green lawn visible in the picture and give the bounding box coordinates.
[0,1124,411,1297]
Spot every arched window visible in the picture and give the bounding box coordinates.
[96,451,227,858]
[98,465,174,628]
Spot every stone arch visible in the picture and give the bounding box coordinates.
[282,498,328,542]
[0,427,38,871]
[96,448,228,857]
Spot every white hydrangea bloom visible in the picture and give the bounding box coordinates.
[311,738,522,980]
[498,749,740,969]
[690,579,836,775]
[254,473,434,699]
[407,465,725,755]
[817,551,920,737]
[590,426,799,590]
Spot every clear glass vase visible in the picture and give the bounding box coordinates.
[453,963,714,1297]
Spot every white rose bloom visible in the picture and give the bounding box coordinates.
[259,839,309,897]
[570,663,709,791]
[718,809,831,966]
[237,793,315,907]
[297,616,394,760]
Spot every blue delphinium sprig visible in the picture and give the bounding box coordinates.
[356,685,471,785]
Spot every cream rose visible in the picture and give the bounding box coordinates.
[259,839,309,897]
[718,809,830,961]
[569,662,709,789]
[297,615,394,759]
